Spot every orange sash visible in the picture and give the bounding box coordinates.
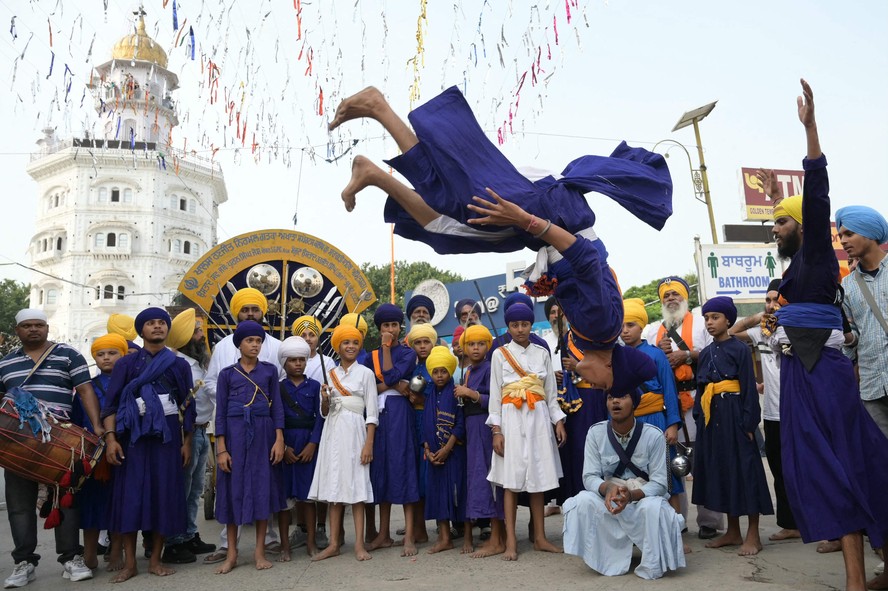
[499,347,546,410]
[328,369,352,397]
[633,392,665,417]
[371,350,385,382]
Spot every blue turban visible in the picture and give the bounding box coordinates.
[406,295,435,319]
[233,320,267,348]
[504,302,535,324]
[702,296,738,327]
[503,292,534,312]
[126,340,141,351]
[373,303,404,327]
[835,205,888,244]
[454,298,480,321]
[609,344,656,399]
[135,307,171,336]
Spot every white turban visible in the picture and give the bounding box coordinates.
[278,336,311,365]
[15,309,47,325]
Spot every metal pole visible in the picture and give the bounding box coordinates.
[692,119,719,244]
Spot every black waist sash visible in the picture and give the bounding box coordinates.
[607,423,650,482]
[280,383,316,430]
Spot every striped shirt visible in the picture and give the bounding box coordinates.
[0,343,91,414]
[842,256,888,401]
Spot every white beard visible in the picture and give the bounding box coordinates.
[662,300,690,330]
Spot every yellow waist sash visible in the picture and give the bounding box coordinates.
[633,392,664,417]
[502,375,546,410]
[701,380,741,426]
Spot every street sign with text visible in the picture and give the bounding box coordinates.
[695,242,788,303]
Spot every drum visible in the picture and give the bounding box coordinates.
[0,400,105,488]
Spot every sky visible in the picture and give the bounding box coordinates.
[1,0,886,296]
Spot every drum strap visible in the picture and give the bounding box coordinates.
[21,344,58,387]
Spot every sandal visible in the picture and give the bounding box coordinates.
[203,550,228,564]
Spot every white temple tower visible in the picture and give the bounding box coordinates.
[25,11,228,358]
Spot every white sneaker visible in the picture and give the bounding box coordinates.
[62,556,93,582]
[876,561,885,576]
[3,562,35,588]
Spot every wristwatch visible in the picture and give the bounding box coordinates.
[684,351,692,365]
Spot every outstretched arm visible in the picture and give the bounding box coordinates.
[798,78,821,160]
[467,188,576,252]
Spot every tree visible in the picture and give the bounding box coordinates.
[0,279,30,355]
[358,261,464,349]
[622,273,699,324]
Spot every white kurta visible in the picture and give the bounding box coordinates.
[308,363,379,504]
[305,352,335,385]
[486,340,565,493]
[562,421,686,580]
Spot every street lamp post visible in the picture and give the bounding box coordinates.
[669,101,719,244]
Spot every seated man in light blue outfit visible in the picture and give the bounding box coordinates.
[562,387,686,580]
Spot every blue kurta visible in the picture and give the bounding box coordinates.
[462,361,503,520]
[73,373,112,530]
[557,381,608,502]
[363,343,420,504]
[280,377,323,501]
[633,342,684,495]
[410,362,433,498]
[692,337,772,517]
[103,348,195,536]
[383,86,673,255]
[214,361,287,525]
[776,155,888,546]
[422,380,467,522]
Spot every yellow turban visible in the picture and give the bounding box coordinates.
[107,314,137,341]
[407,323,438,346]
[460,324,493,349]
[91,333,128,358]
[623,298,649,327]
[657,277,689,302]
[773,195,803,224]
[291,315,321,337]
[168,308,196,350]
[331,324,363,351]
[339,313,368,336]
[229,287,268,316]
[426,345,457,376]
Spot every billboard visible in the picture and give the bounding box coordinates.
[740,168,805,221]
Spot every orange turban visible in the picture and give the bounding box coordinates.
[90,333,128,358]
[331,324,363,351]
[230,288,268,316]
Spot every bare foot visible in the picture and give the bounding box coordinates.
[255,557,273,570]
[533,539,564,554]
[472,542,505,559]
[684,543,693,554]
[277,551,291,563]
[367,532,394,551]
[414,534,429,544]
[84,557,99,570]
[427,539,454,554]
[544,506,562,517]
[311,544,341,562]
[215,557,237,574]
[461,541,474,554]
[355,548,373,561]
[769,528,801,541]
[706,533,744,549]
[328,87,385,131]
[147,564,175,577]
[868,571,888,590]
[738,541,763,556]
[110,567,138,583]
[306,544,318,557]
[817,539,842,553]
[400,540,418,557]
[502,547,519,561]
[106,559,124,572]
[341,156,381,212]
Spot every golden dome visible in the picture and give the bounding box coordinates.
[111,16,168,68]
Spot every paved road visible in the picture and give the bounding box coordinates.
[0,468,880,590]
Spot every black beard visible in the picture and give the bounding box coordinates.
[777,229,802,259]
[180,339,210,369]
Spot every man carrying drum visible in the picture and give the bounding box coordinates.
[0,309,104,587]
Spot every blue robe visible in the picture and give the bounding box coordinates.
[73,373,112,530]
[633,342,684,495]
[462,361,503,520]
[422,380,467,522]
[363,343,420,504]
[692,337,772,516]
[214,361,287,524]
[280,377,323,501]
[103,348,195,536]
[776,155,888,546]
[410,362,433,499]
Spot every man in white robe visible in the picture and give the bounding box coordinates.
[562,388,685,580]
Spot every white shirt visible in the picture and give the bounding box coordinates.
[645,314,712,353]
[542,330,563,371]
[204,333,284,402]
[328,363,379,425]
[747,326,781,421]
[487,340,566,427]
[176,350,214,424]
[306,353,336,385]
